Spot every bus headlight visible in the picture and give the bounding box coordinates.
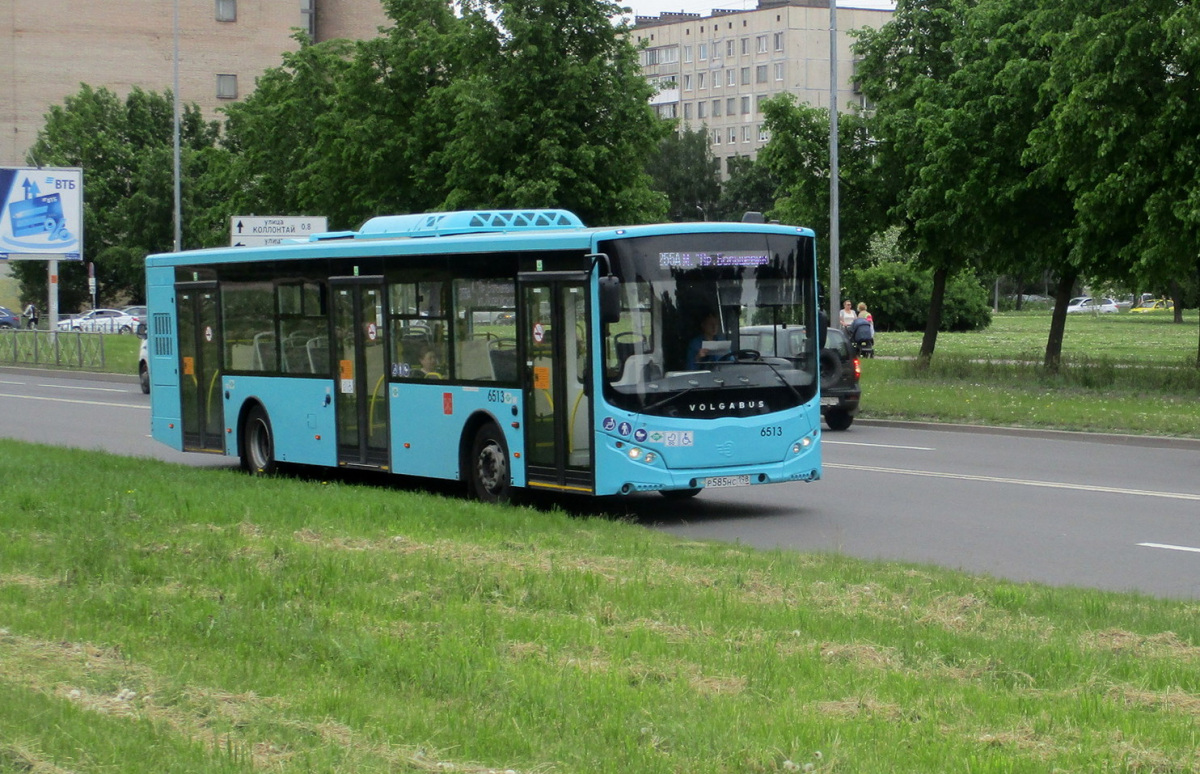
[628,447,642,460]
[643,452,657,464]
[792,437,812,454]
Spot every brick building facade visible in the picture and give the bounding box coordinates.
[631,0,891,174]
[1,0,389,166]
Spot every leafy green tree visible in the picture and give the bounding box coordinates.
[759,95,886,276]
[17,85,220,309]
[440,0,666,224]
[645,126,719,222]
[715,156,778,223]
[1028,0,1200,358]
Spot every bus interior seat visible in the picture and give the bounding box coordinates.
[489,348,518,382]
[456,338,495,381]
[306,336,329,374]
[616,353,661,385]
[252,332,277,371]
[282,332,311,373]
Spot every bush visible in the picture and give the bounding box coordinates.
[845,261,991,332]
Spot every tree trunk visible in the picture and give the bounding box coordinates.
[1171,280,1184,324]
[918,266,947,368]
[1044,270,1076,373]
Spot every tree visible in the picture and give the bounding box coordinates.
[759,95,886,276]
[645,126,719,222]
[440,0,667,224]
[715,156,779,223]
[17,85,220,309]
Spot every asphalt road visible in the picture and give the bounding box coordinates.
[3,367,1198,599]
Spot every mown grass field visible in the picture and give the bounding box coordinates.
[865,311,1200,437]
[2,443,1199,773]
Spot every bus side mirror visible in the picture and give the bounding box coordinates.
[599,276,621,325]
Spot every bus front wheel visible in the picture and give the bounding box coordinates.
[240,404,277,476]
[469,424,511,503]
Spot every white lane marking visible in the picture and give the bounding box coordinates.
[1138,543,1200,555]
[825,440,935,451]
[0,380,25,385]
[39,383,128,393]
[0,391,147,410]
[827,462,1200,502]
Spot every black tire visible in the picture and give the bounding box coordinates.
[119,325,132,334]
[825,408,854,431]
[240,404,277,475]
[469,423,511,503]
[138,363,150,394]
[660,487,702,500]
[819,349,842,388]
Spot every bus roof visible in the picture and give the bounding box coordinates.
[146,209,815,267]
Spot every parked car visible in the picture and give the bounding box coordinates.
[56,308,141,333]
[122,305,147,319]
[0,306,20,328]
[820,327,861,431]
[138,336,150,394]
[1129,299,1174,314]
[1066,297,1119,314]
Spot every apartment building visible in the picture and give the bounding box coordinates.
[631,0,892,174]
[1,0,390,166]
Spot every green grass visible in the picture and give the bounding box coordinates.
[2,442,1199,773]
[862,312,1200,437]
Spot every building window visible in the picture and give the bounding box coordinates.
[726,97,736,115]
[759,125,771,142]
[740,96,750,114]
[697,101,708,119]
[728,128,737,144]
[756,35,768,53]
[699,42,708,60]
[774,62,785,81]
[683,74,693,91]
[216,74,238,99]
[712,99,722,117]
[684,45,693,63]
[215,0,236,22]
[756,65,768,84]
[756,94,767,112]
[726,69,736,87]
[712,129,721,145]
[698,72,707,89]
[742,126,751,143]
[740,37,749,56]
[726,40,735,57]
[740,67,750,85]
[774,32,784,51]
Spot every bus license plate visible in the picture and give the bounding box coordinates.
[705,475,751,488]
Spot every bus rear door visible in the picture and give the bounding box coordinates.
[331,277,390,469]
[519,276,594,494]
[176,282,224,453]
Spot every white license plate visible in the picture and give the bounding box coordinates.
[705,475,751,488]
[820,396,838,406]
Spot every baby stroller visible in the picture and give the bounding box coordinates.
[848,317,875,358]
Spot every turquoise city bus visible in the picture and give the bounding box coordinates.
[145,209,822,501]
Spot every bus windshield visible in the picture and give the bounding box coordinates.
[599,231,818,418]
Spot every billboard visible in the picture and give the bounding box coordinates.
[0,167,84,260]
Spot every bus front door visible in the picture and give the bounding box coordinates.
[176,282,224,453]
[331,278,390,469]
[520,278,593,494]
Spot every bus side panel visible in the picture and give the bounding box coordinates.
[223,376,338,467]
[146,265,183,452]
[389,385,526,487]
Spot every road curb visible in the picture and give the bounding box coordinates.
[855,418,1200,451]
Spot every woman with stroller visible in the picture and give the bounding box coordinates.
[849,303,875,357]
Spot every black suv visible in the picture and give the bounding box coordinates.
[820,327,861,430]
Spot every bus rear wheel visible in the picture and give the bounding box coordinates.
[469,424,511,503]
[240,404,277,476]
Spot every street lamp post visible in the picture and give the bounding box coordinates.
[828,0,841,325]
[173,0,182,253]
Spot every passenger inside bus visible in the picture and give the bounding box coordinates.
[412,344,444,379]
[686,312,728,370]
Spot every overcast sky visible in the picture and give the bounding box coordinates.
[621,0,895,20]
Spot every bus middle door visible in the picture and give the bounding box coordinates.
[176,282,224,453]
[519,276,594,495]
[331,277,390,469]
